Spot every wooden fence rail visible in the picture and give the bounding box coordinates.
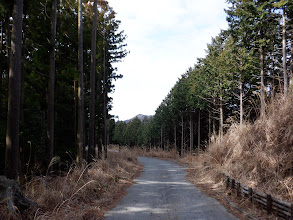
[226,176,293,219]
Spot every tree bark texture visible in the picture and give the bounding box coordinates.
[47,0,58,169]
[189,111,193,154]
[212,97,216,136]
[219,96,223,140]
[208,110,211,144]
[5,0,23,180]
[282,8,288,96]
[239,81,243,125]
[174,124,177,149]
[77,0,85,166]
[103,35,107,159]
[259,46,265,116]
[88,0,98,163]
[198,110,200,148]
[6,11,11,67]
[181,115,184,157]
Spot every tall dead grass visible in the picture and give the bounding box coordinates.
[186,93,293,203]
[0,149,141,220]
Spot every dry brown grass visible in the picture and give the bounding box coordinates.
[0,149,142,220]
[180,93,293,219]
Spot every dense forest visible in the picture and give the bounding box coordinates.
[0,0,127,178]
[1,0,293,180]
[112,0,293,155]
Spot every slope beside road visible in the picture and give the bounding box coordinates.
[104,157,238,220]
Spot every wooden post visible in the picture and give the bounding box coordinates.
[231,178,235,190]
[249,187,253,203]
[290,203,293,220]
[226,176,229,189]
[267,194,272,214]
[236,182,241,197]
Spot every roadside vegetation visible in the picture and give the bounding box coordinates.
[0,150,141,220]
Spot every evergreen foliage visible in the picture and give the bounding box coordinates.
[112,0,292,154]
[0,0,127,176]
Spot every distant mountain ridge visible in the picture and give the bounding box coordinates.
[124,114,152,124]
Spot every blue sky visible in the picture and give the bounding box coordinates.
[109,0,229,121]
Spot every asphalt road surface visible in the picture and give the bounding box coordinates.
[104,157,238,220]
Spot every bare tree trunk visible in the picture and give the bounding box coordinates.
[0,21,3,52]
[6,11,11,66]
[160,126,163,149]
[103,35,107,159]
[219,96,223,140]
[77,0,85,167]
[198,110,200,148]
[47,0,57,171]
[96,80,102,159]
[74,80,77,148]
[189,111,193,154]
[181,115,184,157]
[0,21,2,108]
[174,124,176,150]
[260,46,265,116]
[88,0,98,163]
[208,110,211,144]
[212,97,216,137]
[239,81,243,125]
[282,8,288,96]
[5,0,23,180]
[291,29,293,87]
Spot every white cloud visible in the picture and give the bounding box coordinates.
[109,0,228,121]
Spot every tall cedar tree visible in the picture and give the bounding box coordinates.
[5,0,23,179]
[77,0,85,166]
[47,0,58,170]
[88,0,98,162]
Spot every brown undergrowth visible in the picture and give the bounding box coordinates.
[0,149,142,220]
[180,93,293,219]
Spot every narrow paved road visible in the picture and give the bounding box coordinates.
[105,157,238,220]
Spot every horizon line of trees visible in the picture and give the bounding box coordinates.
[112,0,293,156]
[0,0,127,179]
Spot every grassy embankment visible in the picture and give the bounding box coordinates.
[181,93,293,219]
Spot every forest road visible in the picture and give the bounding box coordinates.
[104,157,238,220]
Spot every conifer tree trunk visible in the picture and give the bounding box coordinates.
[260,45,265,116]
[47,0,57,170]
[181,115,184,157]
[88,0,98,163]
[96,77,102,159]
[239,81,243,125]
[174,124,177,149]
[189,111,193,154]
[282,8,288,96]
[74,80,77,148]
[197,110,200,148]
[291,32,293,86]
[219,96,223,140]
[212,97,216,137]
[6,12,11,66]
[5,0,23,180]
[160,126,163,149]
[0,21,3,52]
[208,110,211,144]
[77,0,85,166]
[103,35,107,159]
